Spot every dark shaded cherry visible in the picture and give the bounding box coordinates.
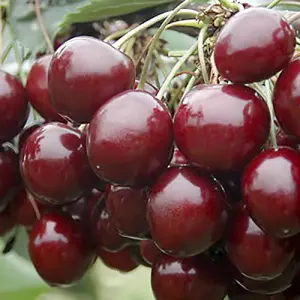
[243,147,300,238]
[49,36,136,123]
[87,90,174,187]
[92,203,131,252]
[226,204,294,280]
[151,254,228,300]
[105,185,149,239]
[20,122,95,205]
[174,84,270,172]
[129,244,151,267]
[12,189,48,227]
[170,147,189,167]
[26,55,65,122]
[29,212,96,285]
[148,166,228,257]
[0,70,29,143]
[273,59,300,139]
[134,80,158,95]
[98,246,138,273]
[140,239,161,265]
[0,145,21,211]
[18,121,44,153]
[0,203,15,236]
[214,8,295,84]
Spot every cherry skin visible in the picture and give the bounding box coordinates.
[151,254,228,300]
[140,239,162,265]
[170,147,189,167]
[0,70,29,143]
[48,36,136,123]
[243,147,300,238]
[98,246,138,273]
[226,204,294,281]
[29,212,96,286]
[148,166,228,257]
[214,8,295,84]
[174,84,270,172]
[105,185,149,239]
[87,90,174,187]
[273,59,300,139]
[20,122,94,205]
[26,55,65,122]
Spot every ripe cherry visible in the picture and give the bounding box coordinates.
[148,166,228,257]
[87,90,174,187]
[214,8,295,84]
[273,60,300,139]
[20,122,94,205]
[226,204,294,280]
[29,212,96,286]
[48,36,136,123]
[105,185,149,239]
[151,254,228,300]
[26,55,65,122]
[0,70,29,143]
[174,84,270,172]
[243,147,300,238]
[140,239,161,265]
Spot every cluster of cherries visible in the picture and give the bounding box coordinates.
[1,4,300,299]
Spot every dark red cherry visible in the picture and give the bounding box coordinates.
[20,122,94,205]
[105,185,149,239]
[148,166,228,257]
[18,121,44,153]
[98,246,138,273]
[0,70,29,143]
[26,55,65,122]
[140,239,161,265]
[151,254,228,300]
[170,147,189,167]
[226,204,294,280]
[48,36,136,123]
[134,80,158,95]
[29,212,95,285]
[243,147,300,238]
[0,145,21,211]
[12,189,48,227]
[87,90,174,187]
[129,243,151,267]
[174,85,270,172]
[214,8,295,84]
[273,60,300,139]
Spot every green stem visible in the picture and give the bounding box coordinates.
[183,67,201,97]
[198,25,209,84]
[138,0,196,90]
[266,0,283,8]
[166,19,203,30]
[265,80,278,149]
[168,50,186,57]
[157,41,198,100]
[1,43,12,64]
[219,0,242,11]
[104,27,132,43]
[113,8,198,49]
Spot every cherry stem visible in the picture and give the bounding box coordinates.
[113,9,199,50]
[34,0,54,54]
[266,0,283,8]
[288,12,300,24]
[156,41,198,100]
[182,67,201,97]
[166,19,203,30]
[265,80,278,149]
[137,0,196,90]
[28,195,41,220]
[198,24,209,84]
[219,0,242,11]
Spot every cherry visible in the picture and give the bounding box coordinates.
[26,55,65,122]
[226,204,294,280]
[0,70,29,143]
[148,166,228,257]
[214,8,295,84]
[105,185,149,239]
[48,36,136,123]
[0,203,15,236]
[134,80,158,95]
[87,90,174,187]
[0,145,21,211]
[266,128,300,150]
[98,246,138,273]
[174,84,270,172]
[242,147,300,238]
[20,122,94,205]
[140,239,161,265]
[151,254,228,300]
[29,212,95,286]
[273,59,300,139]
[170,147,189,167]
[129,243,151,267]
